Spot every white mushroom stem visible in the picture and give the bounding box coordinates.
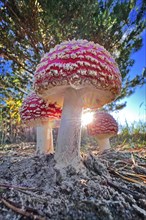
[96,136,111,152]
[55,88,83,168]
[36,122,54,154]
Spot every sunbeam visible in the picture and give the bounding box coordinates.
[81,110,94,126]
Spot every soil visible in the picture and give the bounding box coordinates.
[0,143,146,220]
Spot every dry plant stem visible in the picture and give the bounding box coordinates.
[36,123,53,154]
[55,88,83,168]
[97,137,111,152]
[0,183,36,191]
[1,198,45,220]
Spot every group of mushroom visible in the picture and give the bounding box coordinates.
[20,39,121,169]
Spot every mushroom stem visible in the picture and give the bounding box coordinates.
[55,88,83,168]
[36,123,54,154]
[96,137,111,152]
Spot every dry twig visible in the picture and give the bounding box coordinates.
[1,198,45,220]
[0,183,37,191]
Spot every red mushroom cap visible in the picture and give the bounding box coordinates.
[20,92,62,126]
[87,111,118,137]
[33,39,121,108]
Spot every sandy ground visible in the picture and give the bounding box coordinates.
[0,143,146,220]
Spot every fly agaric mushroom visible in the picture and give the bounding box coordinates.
[20,92,61,154]
[33,39,121,168]
[87,111,118,152]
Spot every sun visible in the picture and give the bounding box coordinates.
[81,110,94,126]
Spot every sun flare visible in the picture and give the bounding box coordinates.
[81,110,94,126]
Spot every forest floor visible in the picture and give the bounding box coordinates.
[0,142,146,220]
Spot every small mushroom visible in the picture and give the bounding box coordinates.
[87,111,118,153]
[33,39,121,168]
[19,92,61,154]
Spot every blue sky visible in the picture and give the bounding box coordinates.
[111,31,146,125]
